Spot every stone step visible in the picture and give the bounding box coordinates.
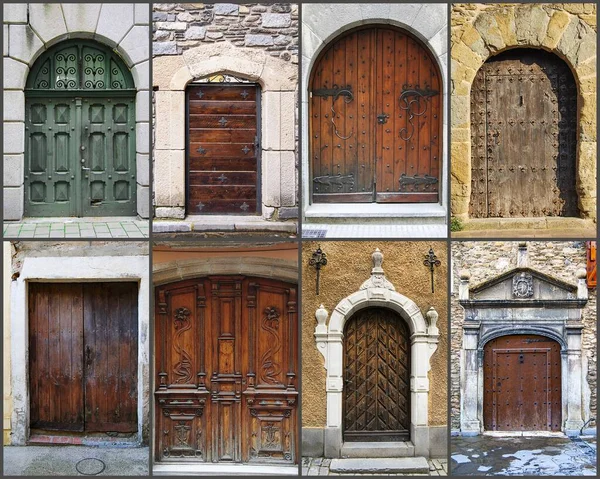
[304,203,447,225]
[330,457,430,474]
[341,441,415,458]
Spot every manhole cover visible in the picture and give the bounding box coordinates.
[303,229,327,238]
[76,458,106,476]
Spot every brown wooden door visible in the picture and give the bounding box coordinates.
[29,282,138,434]
[310,27,442,204]
[470,49,578,218]
[187,84,260,215]
[155,276,298,464]
[484,335,561,432]
[343,308,410,441]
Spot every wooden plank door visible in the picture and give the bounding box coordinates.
[470,49,578,218]
[483,335,561,431]
[343,308,410,441]
[155,276,298,464]
[310,26,441,204]
[187,85,260,215]
[29,282,138,434]
[82,98,137,216]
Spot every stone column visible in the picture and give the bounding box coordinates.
[564,323,585,434]
[461,321,481,435]
[411,334,431,456]
[325,331,343,457]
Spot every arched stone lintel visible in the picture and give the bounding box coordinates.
[478,327,570,352]
[152,257,298,286]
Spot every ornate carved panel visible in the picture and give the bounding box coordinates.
[470,49,578,218]
[343,307,410,441]
[155,277,298,464]
[310,26,442,204]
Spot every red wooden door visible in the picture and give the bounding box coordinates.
[310,26,441,203]
[484,335,561,431]
[155,277,298,463]
[29,282,138,434]
[187,84,260,215]
[343,308,410,441]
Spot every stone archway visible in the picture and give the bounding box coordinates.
[450,4,597,223]
[314,249,440,457]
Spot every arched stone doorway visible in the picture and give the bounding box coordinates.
[24,39,137,217]
[469,49,578,219]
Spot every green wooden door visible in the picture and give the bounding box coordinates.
[24,40,137,217]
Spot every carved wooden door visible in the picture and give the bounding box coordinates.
[470,49,578,218]
[24,40,137,217]
[29,282,138,433]
[187,84,260,215]
[484,335,561,431]
[155,276,298,463]
[310,26,442,203]
[343,308,410,441]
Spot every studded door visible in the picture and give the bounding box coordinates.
[470,49,578,218]
[483,335,561,432]
[343,308,410,441]
[187,84,260,215]
[155,277,298,463]
[24,40,137,217]
[310,26,442,203]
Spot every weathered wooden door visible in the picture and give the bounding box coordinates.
[24,41,137,217]
[470,49,578,218]
[310,27,442,203]
[484,335,561,431]
[187,84,260,215]
[155,277,298,463]
[343,308,410,441]
[29,282,138,433]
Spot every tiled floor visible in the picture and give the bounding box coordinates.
[303,224,447,238]
[3,219,149,239]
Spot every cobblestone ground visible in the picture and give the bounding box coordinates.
[451,435,597,476]
[4,219,149,238]
[302,457,448,476]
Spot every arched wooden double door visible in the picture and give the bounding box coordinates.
[470,49,578,218]
[155,276,298,464]
[483,334,561,431]
[343,307,410,441]
[310,26,442,204]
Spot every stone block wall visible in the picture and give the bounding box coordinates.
[450,241,597,432]
[450,3,597,221]
[152,3,298,222]
[3,3,151,220]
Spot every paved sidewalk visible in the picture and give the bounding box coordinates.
[4,445,149,476]
[302,457,448,476]
[453,228,596,239]
[4,219,149,239]
[451,435,597,476]
[302,224,447,239]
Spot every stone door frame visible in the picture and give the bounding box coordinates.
[314,249,440,457]
[458,270,589,436]
[3,4,150,220]
[153,42,297,222]
[10,255,150,445]
[301,3,449,220]
[450,4,597,222]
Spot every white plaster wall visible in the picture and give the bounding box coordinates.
[3,243,12,443]
[2,3,150,220]
[301,3,449,218]
[10,255,150,445]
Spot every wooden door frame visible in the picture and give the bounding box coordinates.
[302,18,448,217]
[9,255,149,446]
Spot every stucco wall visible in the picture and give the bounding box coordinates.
[450,3,597,222]
[3,3,151,220]
[301,241,448,429]
[450,241,597,432]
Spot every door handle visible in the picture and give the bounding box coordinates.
[81,167,91,171]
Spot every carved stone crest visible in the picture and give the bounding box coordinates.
[513,272,534,298]
[360,248,396,291]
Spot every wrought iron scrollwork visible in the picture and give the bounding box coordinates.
[398,84,439,141]
[313,85,355,140]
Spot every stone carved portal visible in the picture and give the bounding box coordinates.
[314,249,440,457]
[458,263,589,435]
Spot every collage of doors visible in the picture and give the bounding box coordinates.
[2,2,598,477]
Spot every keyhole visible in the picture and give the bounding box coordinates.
[519,95,524,106]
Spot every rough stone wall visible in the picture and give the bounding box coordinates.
[450,3,597,221]
[302,241,448,429]
[450,241,597,431]
[153,3,298,62]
